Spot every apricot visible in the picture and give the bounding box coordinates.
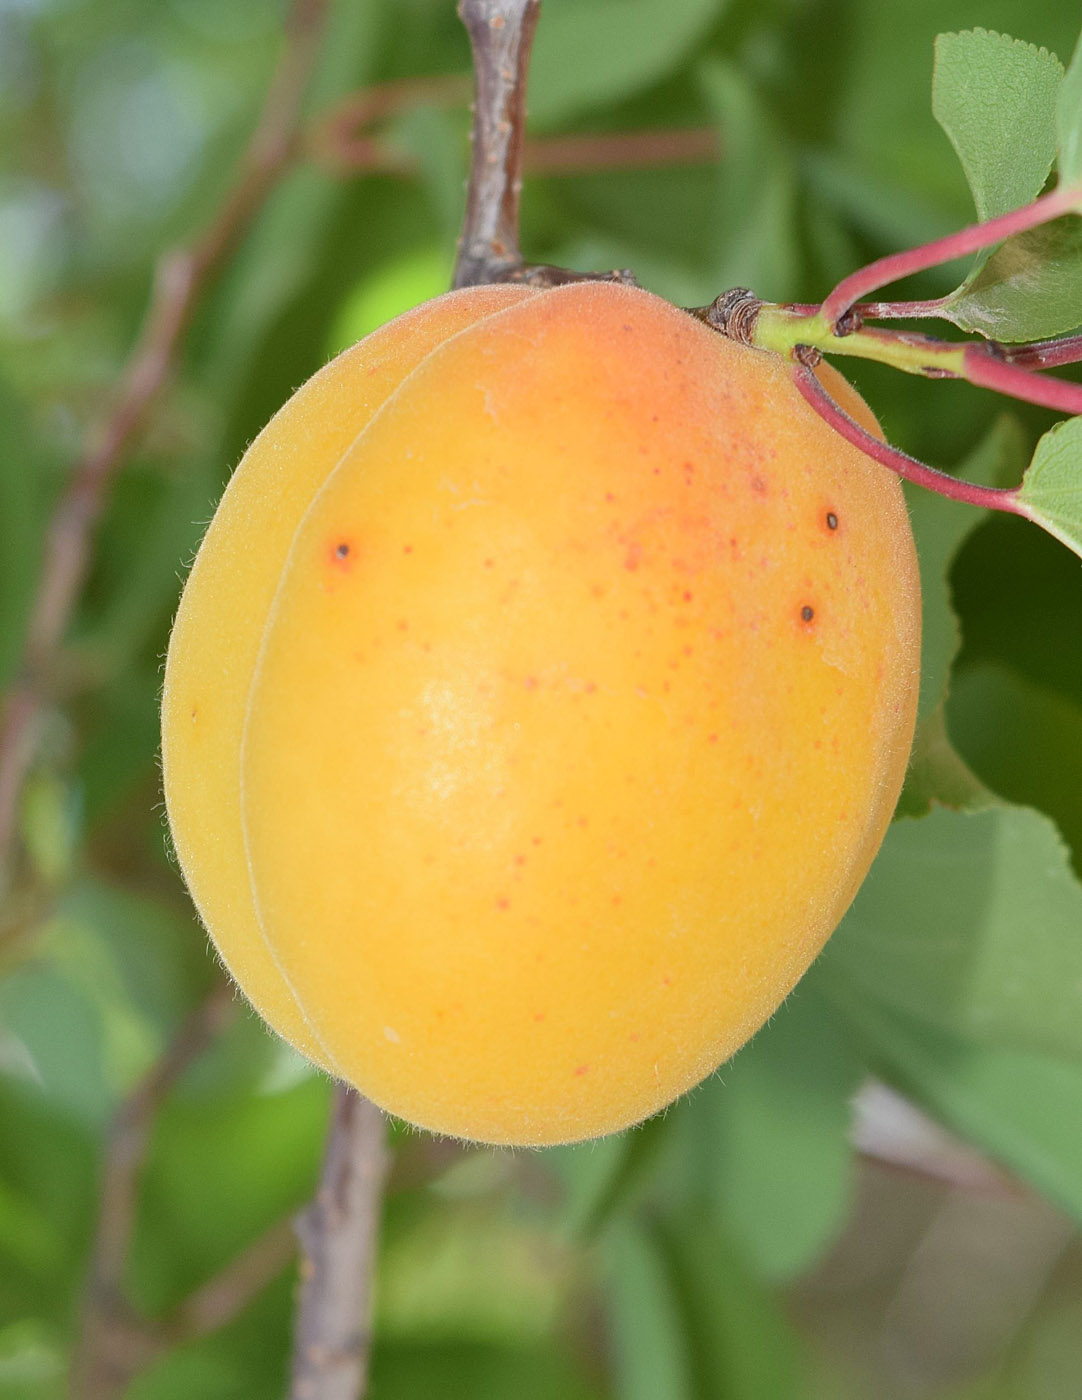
[162,281,920,1146]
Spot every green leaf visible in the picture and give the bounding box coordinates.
[898,418,1022,815]
[603,1219,695,1400]
[673,988,861,1281]
[378,1202,568,1344]
[827,987,1082,1224]
[0,374,52,690]
[699,61,799,300]
[1018,414,1082,560]
[940,216,1082,341]
[948,661,1082,869]
[932,30,1063,221]
[1057,26,1082,185]
[328,247,453,357]
[660,1212,801,1400]
[528,0,723,127]
[546,1113,670,1240]
[826,806,1082,1062]
[896,704,994,817]
[907,416,1027,722]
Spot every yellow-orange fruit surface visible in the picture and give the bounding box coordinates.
[162,281,920,1145]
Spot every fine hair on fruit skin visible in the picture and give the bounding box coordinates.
[162,280,921,1147]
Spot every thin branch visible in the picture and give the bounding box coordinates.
[851,1081,1021,1197]
[789,350,1028,516]
[318,116,721,178]
[289,9,545,1400]
[289,1087,389,1400]
[308,73,473,169]
[452,0,541,287]
[524,125,719,174]
[0,0,330,889]
[166,1217,298,1343]
[963,344,1082,413]
[1001,332,1082,369]
[820,184,1082,329]
[70,980,237,1400]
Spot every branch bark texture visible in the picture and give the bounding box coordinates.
[289,1088,389,1400]
[289,6,543,1399]
[70,981,236,1400]
[452,0,540,286]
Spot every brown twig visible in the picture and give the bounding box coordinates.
[70,980,237,1400]
[289,1087,389,1400]
[68,1215,298,1400]
[0,0,330,889]
[452,0,541,286]
[287,7,546,1399]
[165,1216,299,1342]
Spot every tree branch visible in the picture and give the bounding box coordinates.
[288,1088,389,1400]
[70,981,237,1400]
[0,0,330,890]
[452,0,541,287]
[288,7,546,1399]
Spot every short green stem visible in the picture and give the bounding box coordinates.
[751,304,967,379]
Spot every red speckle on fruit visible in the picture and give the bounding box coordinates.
[575,1065,590,1076]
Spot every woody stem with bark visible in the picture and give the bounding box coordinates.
[452,0,540,286]
[288,6,542,1400]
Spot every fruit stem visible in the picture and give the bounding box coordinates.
[453,0,541,287]
[790,351,1027,517]
[748,304,1082,415]
[819,184,1082,329]
[752,303,967,378]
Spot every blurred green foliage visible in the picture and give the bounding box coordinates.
[2,1,1082,1397]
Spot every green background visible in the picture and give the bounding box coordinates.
[2,1,1082,1396]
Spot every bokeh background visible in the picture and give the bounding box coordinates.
[2,1,1082,1397]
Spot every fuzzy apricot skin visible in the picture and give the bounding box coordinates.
[161,284,537,1067]
[162,282,920,1146]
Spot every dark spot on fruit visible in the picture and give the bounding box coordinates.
[190,707,198,722]
[826,511,838,530]
[335,542,350,558]
[801,605,815,622]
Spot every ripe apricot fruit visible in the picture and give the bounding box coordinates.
[162,281,920,1146]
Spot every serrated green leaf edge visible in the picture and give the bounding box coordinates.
[933,29,1062,221]
[1018,416,1082,561]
